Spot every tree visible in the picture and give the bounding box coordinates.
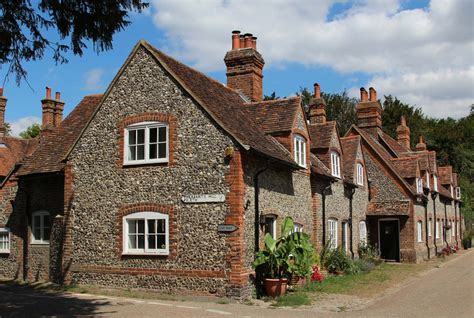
[19,123,40,139]
[263,92,280,101]
[0,0,149,84]
[321,91,357,135]
[3,122,11,135]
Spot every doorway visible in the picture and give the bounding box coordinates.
[379,219,400,262]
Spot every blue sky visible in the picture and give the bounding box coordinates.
[1,0,472,136]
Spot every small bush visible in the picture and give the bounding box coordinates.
[352,259,376,273]
[321,246,353,274]
[358,243,382,265]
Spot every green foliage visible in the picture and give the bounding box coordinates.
[3,122,11,135]
[358,243,382,265]
[320,243,353,274]
[19,123,40,139]
[273,292,311,307]
[253,217,315,279]
[263,92,281,100]
[0,0,149,84]
[321,91,358,135]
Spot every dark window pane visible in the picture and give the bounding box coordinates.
[43,215,50,227]
[157,235,166,249]
[44,227,51,241]
[137,145,145,160]
[128,130,136,145]
[34,215,41,227]
[157,219,166,233]
[137,234,145,248]
[150,128,157,143]
[149,144,157,159]
[137,129,145,144]
[158,127,166,142]
[148,235,156,249]
[148,220,156,234]
[34,228,41,240]
[158,143,166,159]
[137,220,145,234]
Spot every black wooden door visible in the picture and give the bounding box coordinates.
[379,220,400,261]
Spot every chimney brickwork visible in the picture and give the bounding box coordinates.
[0,87,7,138]
[42,87,64,130]
[415,135,427,152]
[396,116,411,149]
[356,87,382,136]
[224,31,265,102]
[308,83,326,125]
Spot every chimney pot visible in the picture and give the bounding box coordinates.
[251,36,257,49]
[244,33,252,48]
[360,87,368,102]
[46,87,52,99]
[55,92,61,101]
[0,87,3,96]
[369,87,377,101]
[314,83,321,98]
[400,116,406,126]
[232,30,241,50]
[239,35,245,48]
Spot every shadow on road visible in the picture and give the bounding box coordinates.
[0,283,116,317]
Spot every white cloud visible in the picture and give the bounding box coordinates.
[9,116,41,137]
[149,0,473,118]
[83,68,104,91]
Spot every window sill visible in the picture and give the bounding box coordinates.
[30,242,50,246]
[0,250,10,254]
[122,252,169,256]
[123,159,169,166]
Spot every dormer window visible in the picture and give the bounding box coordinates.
[330,151,341,178]
[433,175,438,192]
[293,135,306,168]
[124,122,168,165]
[450,185,454,197]
[456,187,461,199]
[426,173,430,189]
[416,178,423,194]
[356,163,364,186]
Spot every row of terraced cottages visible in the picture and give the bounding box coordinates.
[0,31,464,299]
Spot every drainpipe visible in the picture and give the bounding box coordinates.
[345,184,356,259]
[444,202,448,248]
[454,202,458,246]
[254,160,269,255]
[321,181,332,247]
[253,160,269,299]
[431,192,438,255]
[422,195,430,259]
[459,202,463,242]
[16,186,30,281]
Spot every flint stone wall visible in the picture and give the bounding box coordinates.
[68,47,237,296]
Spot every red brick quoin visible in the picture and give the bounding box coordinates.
[116,203,177,260]
[116,112,177,167]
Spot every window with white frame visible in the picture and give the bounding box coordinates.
[123,212,169,255]
[124,122,168,165]
[264,215,277,239]
[436,219,440,239]
[428,219,432,237]
[356,163,364,186]
[417,221,423,242]
[330,152,341,178]
[31,211,50,244]
[293,135,306,168]
[327,218,338,249]
[359,221,367,246]
[450,185,454,198]
[455,187,461,199]
[426,173,430,189]
[416,178,423,194]
[0,228,10,253]
[433,175,438,192]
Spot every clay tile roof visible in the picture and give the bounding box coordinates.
[391,157,419,179]
[340,135,360,181]
[438,166,453,185]
[0,136,37,176]
[417,152,430,172]
[380,132,411,155]
[438,184,453,199]
[144,42,297,166]
[309,121,336,149]
[428,151,437,172]
[452,173,458,187]
[17,95,103,176]
[245,97,301,134]
[310,153,332,178]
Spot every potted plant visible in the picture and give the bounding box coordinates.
[462,236,470,250]
[253,217,314,297]
[288,232,314,286]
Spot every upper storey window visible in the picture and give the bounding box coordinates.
[330,151,341,178]
[433,175,438,192]
[356,163,364,186]
[456,187,461,199]
[125,122,168,165]
[293,135,306,168]
[426,173,430,189]
[416,178,423,194]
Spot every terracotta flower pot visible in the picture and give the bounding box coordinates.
[264,278,288,297]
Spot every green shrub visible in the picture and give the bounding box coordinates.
[321,245,353,274]
[352,259,376,273]
[358,243,382,265]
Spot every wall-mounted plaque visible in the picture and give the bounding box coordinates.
[218,224,238,233]
[181,194,225,204]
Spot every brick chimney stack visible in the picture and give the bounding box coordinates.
[224,30,265,102]
[415,135,427,152]
[0,87,7,139]
[396,116,411,149]
[42,87,64,130]
[356,87,382,136]
[308,83,326,125]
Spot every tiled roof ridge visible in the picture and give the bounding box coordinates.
[246,96,301,105]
